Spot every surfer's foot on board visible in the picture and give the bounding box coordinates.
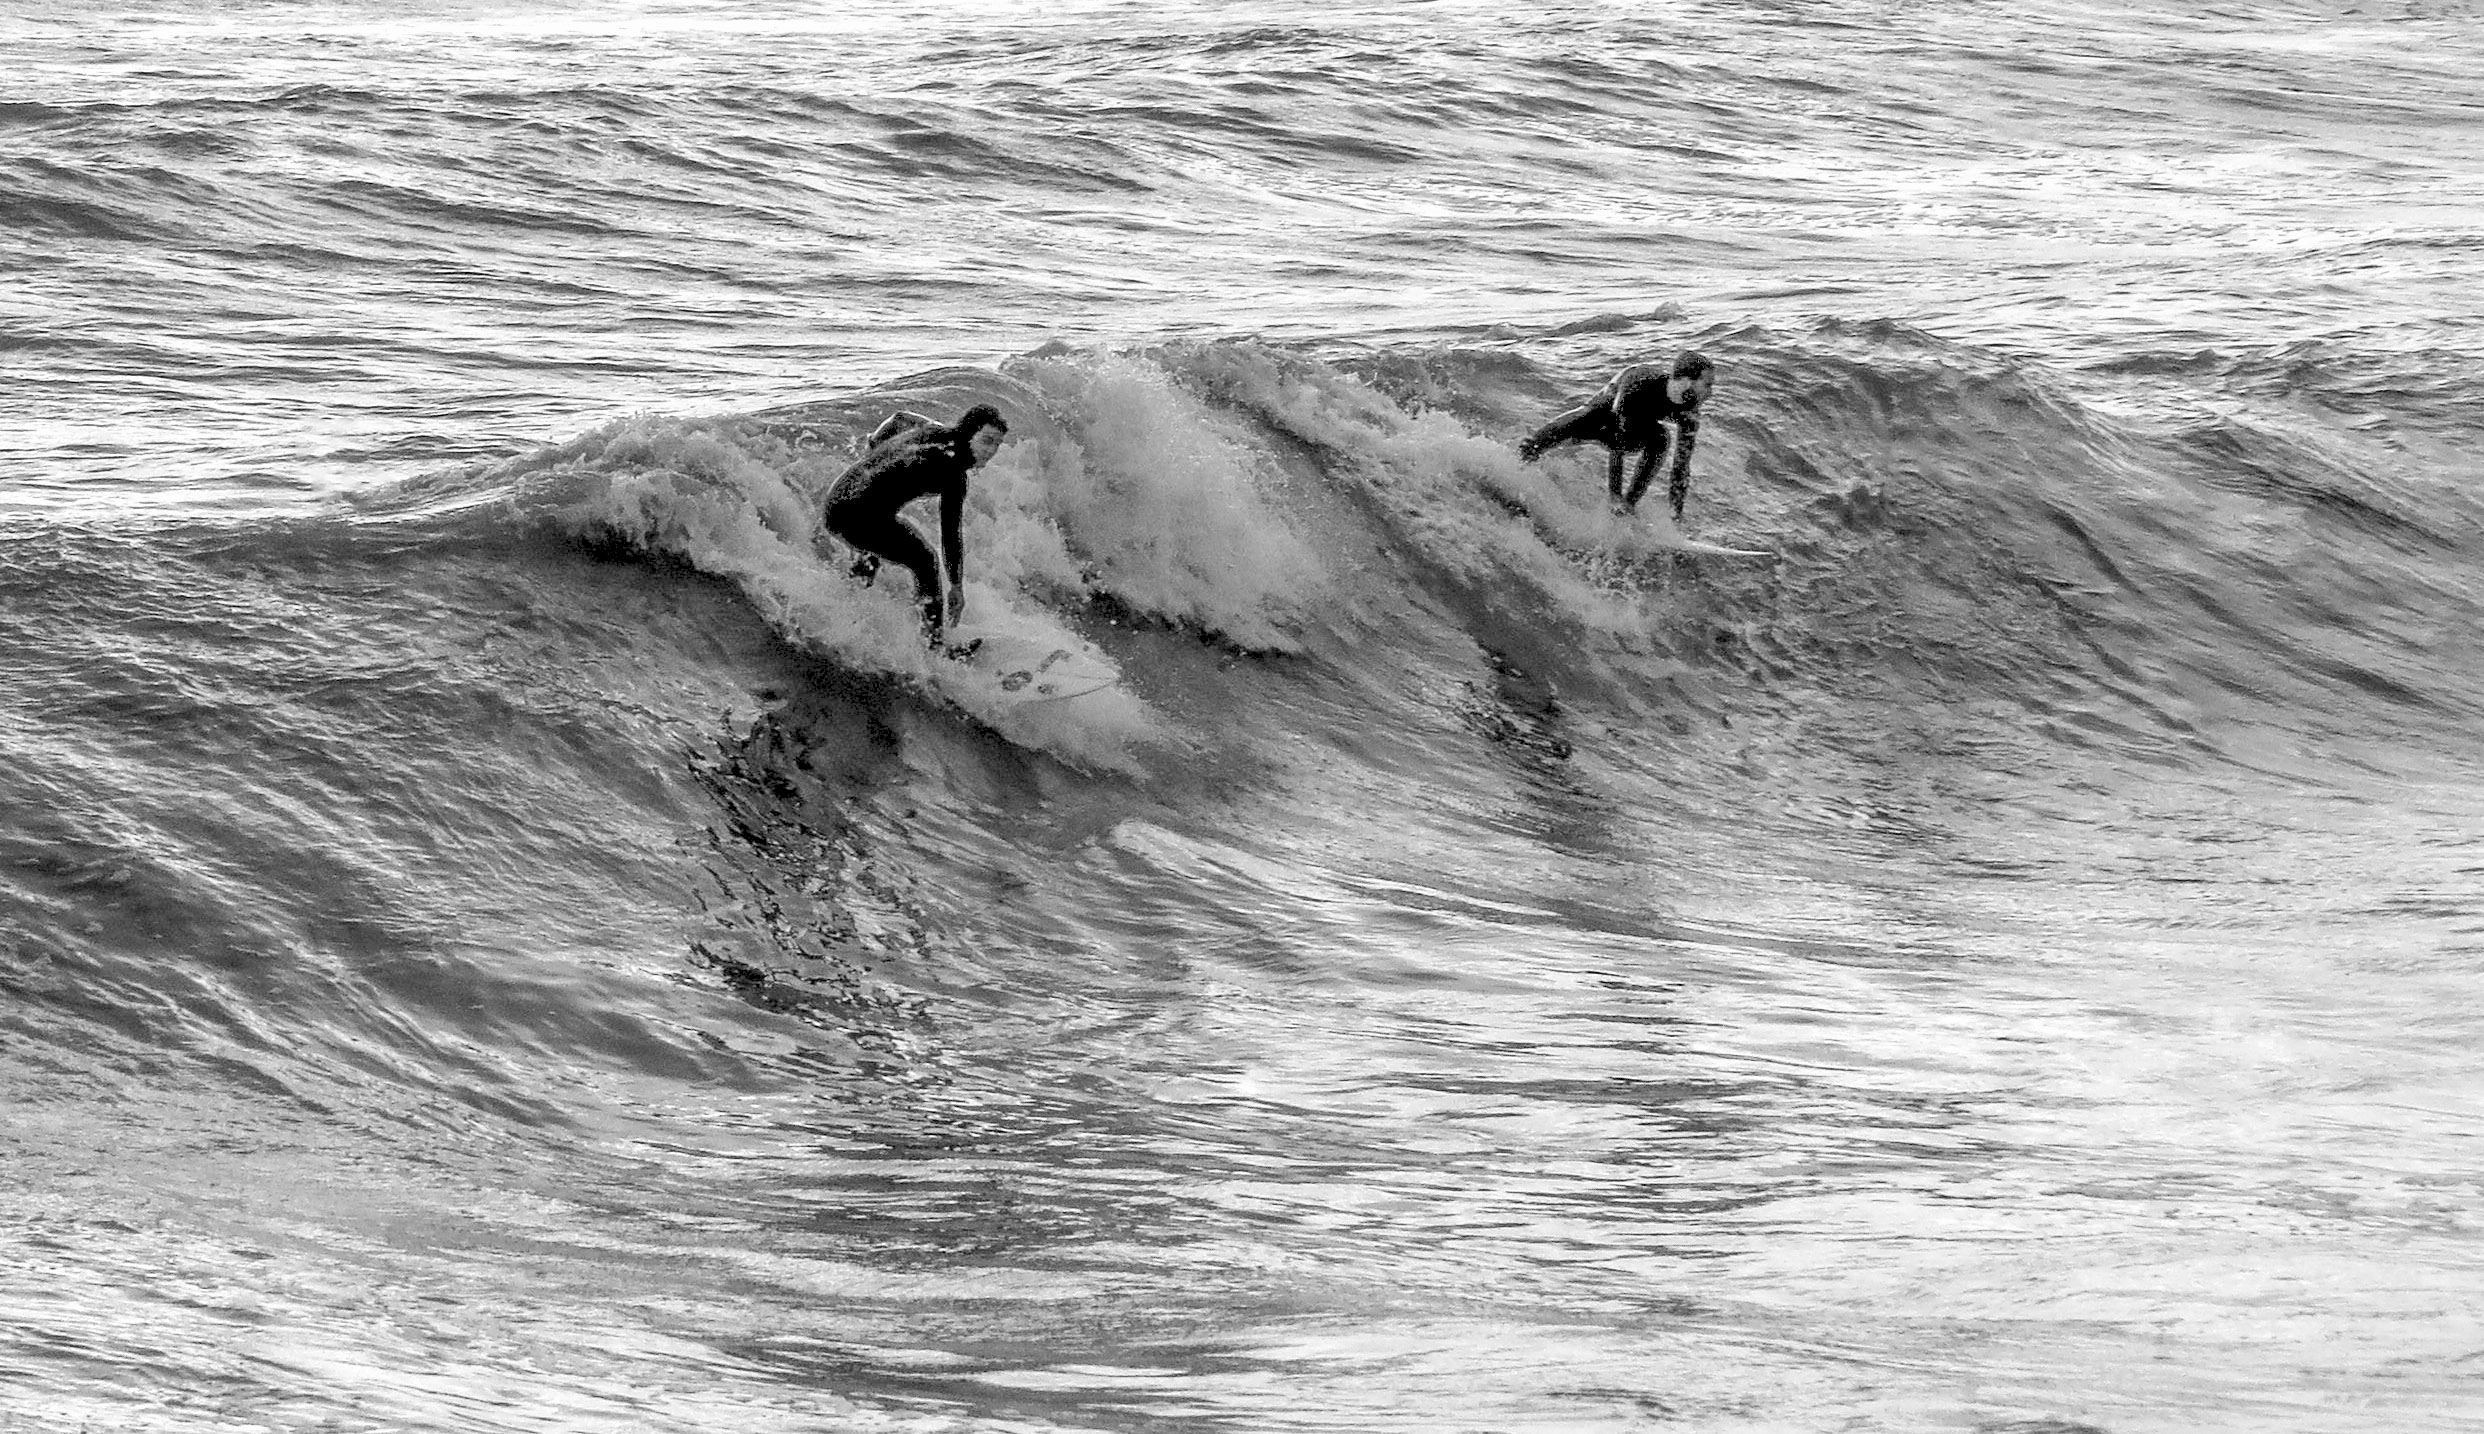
[940,637,983,661]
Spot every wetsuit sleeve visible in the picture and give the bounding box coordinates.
[939,474,966,597]
[1666,410,1700,518]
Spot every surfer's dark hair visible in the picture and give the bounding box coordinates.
[1671,351,1713,380]
[956,403,1009,438]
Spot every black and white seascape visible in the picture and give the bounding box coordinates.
[6,3,2482,1431]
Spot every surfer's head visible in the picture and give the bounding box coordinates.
[1669,350,1714,406]
[956,403,1010,466]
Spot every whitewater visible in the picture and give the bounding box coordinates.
[4,2,2482,1431]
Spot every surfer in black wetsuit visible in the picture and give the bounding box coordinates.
[1516,350,1715,519]
[821,403,1009,653]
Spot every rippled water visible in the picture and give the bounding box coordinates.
[14,0,2483,501]
[4,2,2482,1431]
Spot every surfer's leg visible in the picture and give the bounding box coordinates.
[825,507,885,583]
[1517,404,1613,462]
[1669,466,1689,521]
[1620,446,1664,509]
[884,519,938,641]
[829,510,946,642]
[878,522,946,643]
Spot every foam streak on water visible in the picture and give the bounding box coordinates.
[3,3,2483,1432]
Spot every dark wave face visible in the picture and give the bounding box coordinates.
[8,317,2484,1430]
[6,4,2484,1432]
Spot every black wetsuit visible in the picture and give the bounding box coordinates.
[1519,363,1705,517]
[822,413,969,644]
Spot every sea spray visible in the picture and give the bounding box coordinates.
[1006,351,1327,654]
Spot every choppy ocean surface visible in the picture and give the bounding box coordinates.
[6,2,2483,1430]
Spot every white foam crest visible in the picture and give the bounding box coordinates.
[1174,345,1658,637]
[1002,354,1325,652]
[521,414,817,547]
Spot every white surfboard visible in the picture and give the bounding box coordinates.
[1656,536,1775,559]
[1627,511,1775,560]
[951,630,1118,705]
